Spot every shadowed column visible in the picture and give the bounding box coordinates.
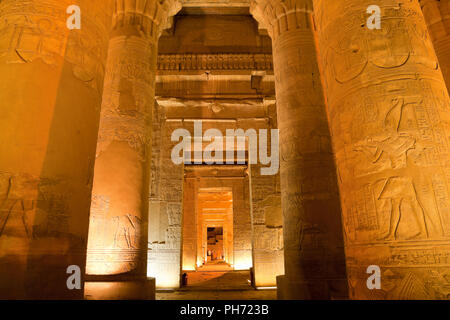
[84,0,181,299]
[250,0,348,299]
[421,0,450,93]
[315,0,450,299]
[0,0,113,299]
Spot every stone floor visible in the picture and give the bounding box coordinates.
[196,260,233,272]
[185,270,250,289]
[156,289,277,300]
[156,269,277,300]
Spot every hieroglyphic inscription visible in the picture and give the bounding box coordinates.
[315,0,450,299]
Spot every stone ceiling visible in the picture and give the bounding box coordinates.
[180,0,251,14]
[181,0,250,6]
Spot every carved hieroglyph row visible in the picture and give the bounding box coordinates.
[157,53,273,71]
[315,0,450,299]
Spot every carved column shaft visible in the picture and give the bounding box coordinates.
[86,0,181,278]
[0,0,113,298]
[315,0,450,299]
[250,0,348,299]
[421,0,450,92]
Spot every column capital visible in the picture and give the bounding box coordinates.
[249,0,313,40]
[112,0,182,40]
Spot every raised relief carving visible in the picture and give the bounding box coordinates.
[158,53,273,71]
[0,1,110,95]
[316,0,450,299]
[87,194,110,248]
[113,214,141,249]
[0,173,69,239]
[250,0,347,298]
[95,38,155,161]
[86,0,182,278]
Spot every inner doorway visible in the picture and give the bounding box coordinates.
[181,165,253,289]
[206,227,224,264]
[197,188,233,271]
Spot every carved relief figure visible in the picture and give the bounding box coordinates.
[377,176,428,240]
[355,133,416,170]
[0,199,35,239]
[352,95,445,240]
[113,214,141,249]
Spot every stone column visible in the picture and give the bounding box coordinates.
[0,0,113,299]
[84,0,181,299]
[250,0,348,299]
[315,0,450,299]
[421,0,450,92]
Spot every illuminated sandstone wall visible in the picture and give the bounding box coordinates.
[147,14,283,288]
[158,15,271,54]
[148,109,283,287]
[3,0,450,300]
[0,0,113,298]
[249,101,284,287]
[181,0,251,7]
[147,112,185,288]
[315,0,450,299]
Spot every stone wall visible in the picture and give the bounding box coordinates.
[148,100,283,287]
[146,13,282,288]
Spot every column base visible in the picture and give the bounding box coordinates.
[84,276,155,300]
[276,275,348,300]
[277,275,326,300]
[276,275,286,300]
